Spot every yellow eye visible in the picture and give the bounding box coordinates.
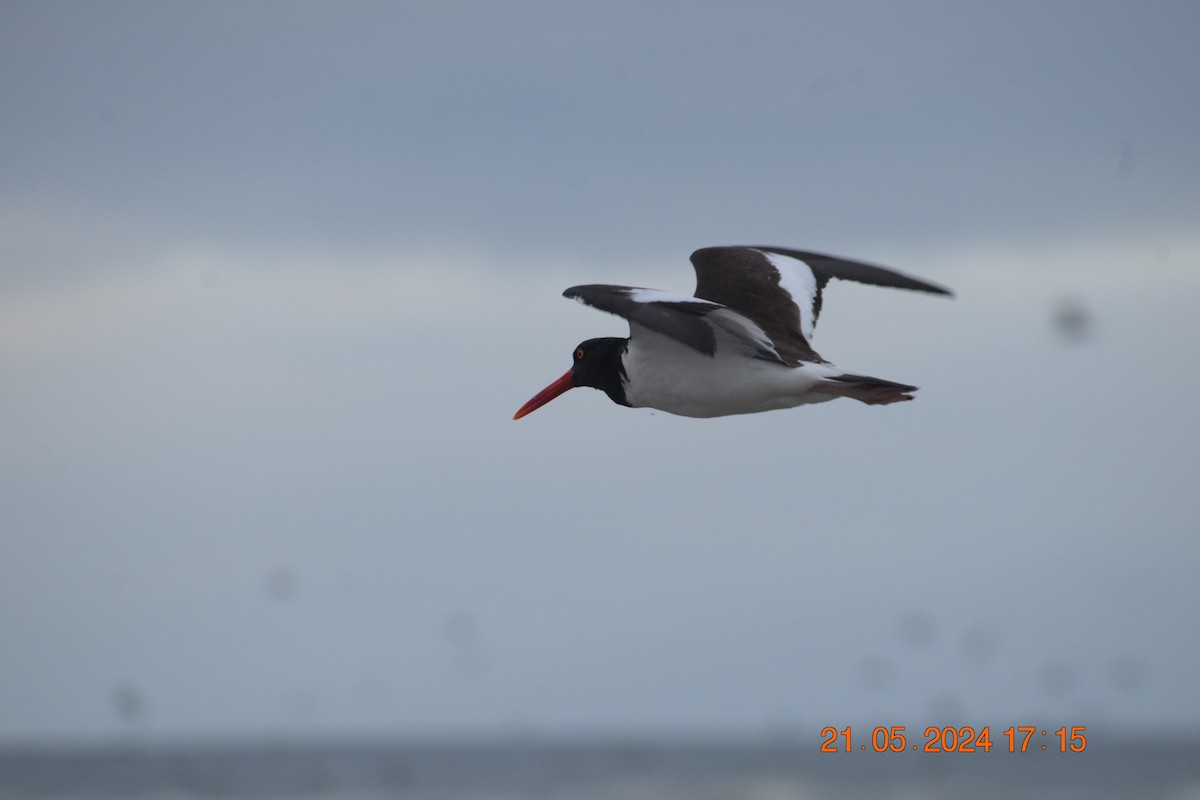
[575,347,584,360]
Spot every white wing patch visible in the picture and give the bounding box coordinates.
[625,287,719,307]
[758,249,818,341]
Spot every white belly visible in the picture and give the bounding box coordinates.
[621,327,841,418]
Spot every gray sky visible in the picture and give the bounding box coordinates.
[2,1,1199,744]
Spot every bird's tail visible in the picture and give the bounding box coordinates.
[825,373,918,405]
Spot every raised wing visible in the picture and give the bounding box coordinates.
[690,246,952,364]
[563,284,782,361]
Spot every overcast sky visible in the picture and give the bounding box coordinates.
[2,1,1199,745]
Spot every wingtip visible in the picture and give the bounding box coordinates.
[746,245,955,297]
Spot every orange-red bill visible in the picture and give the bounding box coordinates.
[513,369,575,420]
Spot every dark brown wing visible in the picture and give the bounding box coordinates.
[690,246,952,365]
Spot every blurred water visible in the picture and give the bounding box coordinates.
[3,738,1198,800]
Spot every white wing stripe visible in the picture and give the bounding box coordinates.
[626,287,719,307]
[758,250,818,341]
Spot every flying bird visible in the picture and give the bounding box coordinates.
[513,246,952,419]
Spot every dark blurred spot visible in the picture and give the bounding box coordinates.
[265,568,297,602]
[1109,655,1147,694]
[897,610,936,648]
[443,610,485,674]
[926,692,964,723]
[112,684,143,721]
[1117,139,1136,178]
[444,610,477,644]
[286,687,318,718]
[799,73,841,98]
[357,677,389,710]
[1039,660,1080,698]
[1052,296,1091,343]
[958,623,999,666]
[764,723,805,745]
[856,654,895,691]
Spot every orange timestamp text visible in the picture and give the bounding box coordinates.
[820,725,1087,754]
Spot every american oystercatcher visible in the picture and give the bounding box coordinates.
[513,246,951,419]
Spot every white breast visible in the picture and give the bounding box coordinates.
[621,323,842,417]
